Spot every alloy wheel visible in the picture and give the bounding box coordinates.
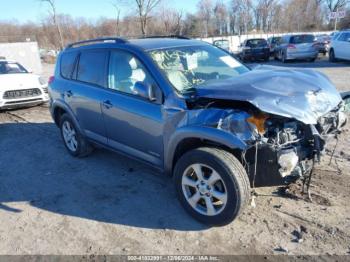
[181,163,228,216]
[62,120,78,152]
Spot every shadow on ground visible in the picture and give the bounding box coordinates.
[0,122,206,231]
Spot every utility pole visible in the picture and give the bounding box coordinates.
[334,7,338,31]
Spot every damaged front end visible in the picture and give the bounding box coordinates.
[184,97,347,187]
[179,66,348,187]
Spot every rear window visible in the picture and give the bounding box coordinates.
[246,39,268,47]
[60,52,78,79]
[77,50,108,87]
[290,35,315,44]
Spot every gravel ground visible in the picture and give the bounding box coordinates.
[0,57,349,255]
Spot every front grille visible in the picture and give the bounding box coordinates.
[43,87,48,93]
[3,88,42,99]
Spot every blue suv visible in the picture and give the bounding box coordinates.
[49,37,346,225]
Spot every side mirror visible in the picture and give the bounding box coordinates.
[134,81,157,102]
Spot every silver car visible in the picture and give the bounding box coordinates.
[275,34,318,63]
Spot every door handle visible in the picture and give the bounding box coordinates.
[64,90,73,98]
[102,100,113,109]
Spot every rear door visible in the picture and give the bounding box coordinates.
[67,49,109,144]
[101,49,164,166]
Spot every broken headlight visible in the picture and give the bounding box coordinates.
[218,111,267,141]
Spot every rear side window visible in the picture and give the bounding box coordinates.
[60,52,78,79]
[290,35,314,44]
[77,50,108,87]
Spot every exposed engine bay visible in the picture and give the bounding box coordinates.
[185,97,347,187]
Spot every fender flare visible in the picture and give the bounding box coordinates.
[51,100,85,136]
[164,126,249,175]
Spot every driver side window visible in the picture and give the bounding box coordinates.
[108,51,154,95]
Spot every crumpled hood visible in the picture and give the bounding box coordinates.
[195,65,342,124]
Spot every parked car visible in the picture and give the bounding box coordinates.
[0,59,49,109]
[267,36,282,56]
[213,39,230,52]
[315,34,331,55]
[49,37,346,226]
[238,38,270,62]
[274,34,318,62]
[329,30,350,62]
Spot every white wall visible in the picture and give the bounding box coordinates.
[198,31,334,53]
[0,42,42,74]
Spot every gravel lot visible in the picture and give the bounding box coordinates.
[0,57,350,255]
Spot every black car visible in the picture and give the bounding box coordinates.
[238,38,270,62]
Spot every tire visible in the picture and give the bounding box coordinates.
[173,147,250,226]
[329,49,337,63]
[59,113,93,157]
[309,57,316,62]
[281,51,287,63]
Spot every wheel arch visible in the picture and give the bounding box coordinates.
[164,126,248,176]
[51,100,84,135]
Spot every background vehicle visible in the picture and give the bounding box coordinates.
[315,34,331,55]
[267,36,282,56]
[0,59,49,109]
[213,39,230,52]
[274,34,318,62]
[238,38,270,62]
[49,37,345,226]
[329,30,350,62]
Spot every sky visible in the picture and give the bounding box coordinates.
[0,0,199,23]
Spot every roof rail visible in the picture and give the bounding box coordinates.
[141,35,190,40]
[65,37,128,49]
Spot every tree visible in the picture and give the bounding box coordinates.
[39,0,64,50]
[111,1,122,36]
[126,0,162,36]
[214,0,229,35]
[197,0,213,37]
[324,0,349,11]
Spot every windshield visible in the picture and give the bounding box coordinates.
[0,62,28,74]
[149,45,249,92]
[290,35,315,44]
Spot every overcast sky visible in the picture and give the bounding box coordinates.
[1,0,200,23]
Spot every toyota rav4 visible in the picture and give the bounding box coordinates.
[49,37,347,226]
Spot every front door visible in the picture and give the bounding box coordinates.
[101,50,164,166]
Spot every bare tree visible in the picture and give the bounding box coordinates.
[39,0,64,50]
[214,0,229,35]
[124,0,162,36]
[111,1,122,36]
[324,0,349,11]
[197,0,214,37]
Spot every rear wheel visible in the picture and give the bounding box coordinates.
[281,51,287,63]
[60,114,93,157]
[174,147,250,226]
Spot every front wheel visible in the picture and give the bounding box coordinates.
[329,49,337,62]
[173,147,251,226]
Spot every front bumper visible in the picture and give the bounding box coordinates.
[244,107,346,187]
[0,94,49,110]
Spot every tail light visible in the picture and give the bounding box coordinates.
[48,76,55,85]
[287,44,296,49]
